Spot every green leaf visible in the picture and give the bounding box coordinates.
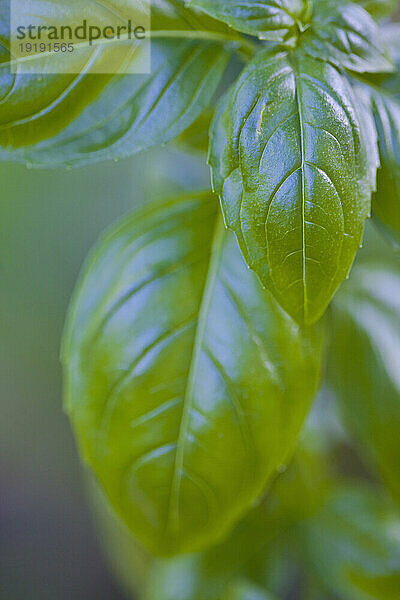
[299,486,400,600]
[176,110,213,155]
[329,260,400,505]
[351,26,400,245]
[356,0,399,19]
[88,397,334,599]
[354,49,400,246]
[302,1,393,73]
[383,23,400,68]
[189,0,309,42]
[209,49,376,325]
[144,413,332,599]
[0,1,232,167]
[371,90,400,244]
[62,192,321,556]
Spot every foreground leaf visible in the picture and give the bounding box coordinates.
[209,49,375,325]
[143,412,333,598]
[0,1,231,167]
[62,192,321,555]
[301,1,393,73]
[329,261,400,504]
[189,0,309,42]
[88,397,335,598]
[299,486,400,600]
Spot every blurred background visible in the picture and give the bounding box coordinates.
[0,148,208,599]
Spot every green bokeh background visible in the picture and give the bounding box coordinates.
[0,149,207,599]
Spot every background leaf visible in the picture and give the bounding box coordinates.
[298,485,400,600]
[355,27,400,246]
[356,0,399,20]
[302,1,393,73]
[189,0,308,42]
[370,88,400,244]
[62,192,321,556]
[209,49,375,324]
[0,1,231,167]
[329,260,400,505]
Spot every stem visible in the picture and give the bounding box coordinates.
[149,29,257,56]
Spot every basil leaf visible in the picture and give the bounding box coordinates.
[189,0,309,42]
[356,0,399,19]
[299,486,400,600]
[329,261,400,505]
[209,49,375,325]
[62,192,321,556]
[90,397,334,599]
[176,110,213,155]
[354,44,400,246]
[371,90,400,245]
[144,413,332,599]
[384,23,400,68]
[302,1,393,73]
[351,27,400,245]
[0,1,231,167]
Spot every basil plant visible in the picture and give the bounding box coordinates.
[2,0,400,597]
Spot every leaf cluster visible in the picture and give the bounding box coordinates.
[1,1,400,598]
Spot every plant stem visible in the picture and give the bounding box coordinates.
[149,29,258,57]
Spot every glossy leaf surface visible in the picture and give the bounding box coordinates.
[209,49,375,324]
[62,192,321,555]
[189,0,308,42]
[330,261,400,504]
[299,486,400,600]
[0,1,230,167]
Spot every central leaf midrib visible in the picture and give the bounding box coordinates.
[166,216,225,541]
[293,59,308,323]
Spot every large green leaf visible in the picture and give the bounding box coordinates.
[329,260,400,505]
[0,1,232,167]
[88,396,336,598]
[299,486,400,600]
[302,0,393,73]
[142,411,333,598]
[62,192,321,556]
[189,0,309,42]
[209,49,376,325]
